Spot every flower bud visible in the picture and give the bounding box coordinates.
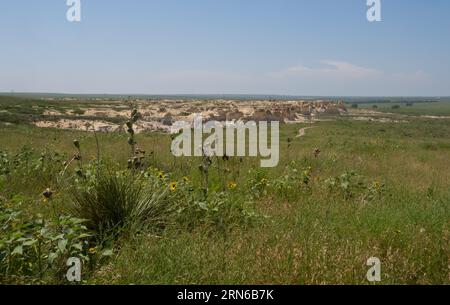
[43,188,53,199]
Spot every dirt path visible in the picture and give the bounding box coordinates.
[297,127,314,138]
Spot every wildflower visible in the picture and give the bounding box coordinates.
[373,180,382,189]
[313,148,321,158]
[158,171,165,180]
[260,178,268,185]
[183,176,190,182]
[43,188,53,199]
[88,247,97,254]
[169,182,177,191]
[228,181,237,190]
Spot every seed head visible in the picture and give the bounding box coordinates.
[43,188,53,199]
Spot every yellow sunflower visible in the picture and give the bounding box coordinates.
[170,182,177,191]
[228,181,237,190]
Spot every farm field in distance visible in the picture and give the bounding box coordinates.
[0,95,449,284]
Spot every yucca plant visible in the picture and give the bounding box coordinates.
[70,172,180,237]
[70,173,140,236]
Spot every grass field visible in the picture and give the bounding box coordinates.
[0,97,449,284]
[351,100,450,116]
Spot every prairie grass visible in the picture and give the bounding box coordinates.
[0,104,449,284]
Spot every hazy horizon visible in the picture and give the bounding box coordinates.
[2,92,449,100]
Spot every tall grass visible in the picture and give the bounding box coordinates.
[70,172,180,237]
[1,114,449,284]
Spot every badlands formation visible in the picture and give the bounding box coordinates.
[34,99,347,133]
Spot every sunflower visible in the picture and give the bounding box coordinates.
[170,182,178,191]
[88,247,97,255]
[228,181,237,190]
[158,171,165,180]
[260,178,268,185]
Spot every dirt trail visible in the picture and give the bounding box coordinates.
[297,127,314,137]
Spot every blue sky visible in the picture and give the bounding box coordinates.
[1,0,449,96]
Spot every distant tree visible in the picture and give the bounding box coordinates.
[351,104,359,109]
[372,105,378,109]
[406,102,414,107]
[392,105,400,109]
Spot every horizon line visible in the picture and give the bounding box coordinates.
[1,92,449,99]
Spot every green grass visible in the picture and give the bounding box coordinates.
[0,100,449,285]
[355,101,450,116]
[0,95,126,125]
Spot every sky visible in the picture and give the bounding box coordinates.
[0,0,449,96]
